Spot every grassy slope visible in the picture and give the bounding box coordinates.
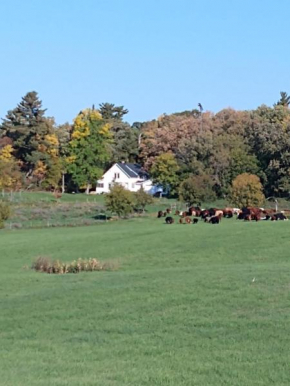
[1,216,290,385]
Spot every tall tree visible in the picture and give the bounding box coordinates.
[99,102,139,164]
[0,92,59,185]
[276,91,290,107]
[1,91,47,165]
[67,109,112,193]
[55,123,72,192]
[99,103,128,120]
[150,153,180,194]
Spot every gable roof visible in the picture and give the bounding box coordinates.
[116,163,148,179]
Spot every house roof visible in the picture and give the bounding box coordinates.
[116,163,148,179]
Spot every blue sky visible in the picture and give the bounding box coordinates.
[0,0,289,124]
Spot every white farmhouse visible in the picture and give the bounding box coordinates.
[96,163,162,195]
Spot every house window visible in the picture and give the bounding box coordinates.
[114,173,120,179]
[132,183,135,189]
[97,183,104,188]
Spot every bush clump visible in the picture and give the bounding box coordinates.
[0,201,12,229]
[32,256,118,274]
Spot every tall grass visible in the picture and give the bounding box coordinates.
[32,256,118,274]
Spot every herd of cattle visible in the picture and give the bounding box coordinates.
[157,206,289,225]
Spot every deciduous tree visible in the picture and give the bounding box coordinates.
[229,173,265,207]
[179,175,216,206]
[150,153,180,194]
[67,109,112,193]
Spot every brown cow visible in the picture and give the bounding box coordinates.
[157,210,163,218]
[185,217,191,224]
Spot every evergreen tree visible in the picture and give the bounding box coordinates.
[99,103,128,120]
[275,91,290,107]
[98,102,139,164]
[0,92,58,182]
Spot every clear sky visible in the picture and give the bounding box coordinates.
[0,0,289,124]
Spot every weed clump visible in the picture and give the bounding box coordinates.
[32,256,118,274]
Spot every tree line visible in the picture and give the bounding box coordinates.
[1,90,290,202]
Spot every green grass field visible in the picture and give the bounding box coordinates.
[1,212,290,385]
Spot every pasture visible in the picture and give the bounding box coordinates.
[1,213,290,385]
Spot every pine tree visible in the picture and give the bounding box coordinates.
[99,103,128,120]
[0,91,52,177]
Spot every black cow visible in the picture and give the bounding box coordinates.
[193,218,199,224]
[209,215,220,224]
[272,213,287,221]
[165,216,174,224]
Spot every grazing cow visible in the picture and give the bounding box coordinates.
[209,215,220,224]
[165,216,174,224]
[185,217,191,224]
[271,213,287,221]
[157,210,163,218]
[252,214,260,222]
[179,218,184,224]
[166,208,171,214]
[208,208,217,217]
[188,207,198,216]
[193,218,199,224]
[163,212,167,217]
[175,210,180,216]
[223,208,233,218]
[201,210,210,219]
[237,212,246,220]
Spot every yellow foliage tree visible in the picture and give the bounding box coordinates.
[0,145,14,161]
[67,108,112,193]
[230,173,265,207]
[0,144,21,190]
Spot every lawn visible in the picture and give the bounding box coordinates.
[1,215,290,385]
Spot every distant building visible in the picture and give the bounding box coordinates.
[96,163,163,195]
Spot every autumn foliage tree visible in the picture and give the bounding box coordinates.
[0,143,21,190]
[150,153,179,194]
[67,109,112,193]
[0,92,60,187]
[229,173,265,207]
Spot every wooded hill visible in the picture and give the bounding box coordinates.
[1,91,290,198]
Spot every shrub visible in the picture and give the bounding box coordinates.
[105,184,134,218]
[229,173,265,207]
[134,187,154,212]
[0,201,12,229]
[32,256,118,274]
